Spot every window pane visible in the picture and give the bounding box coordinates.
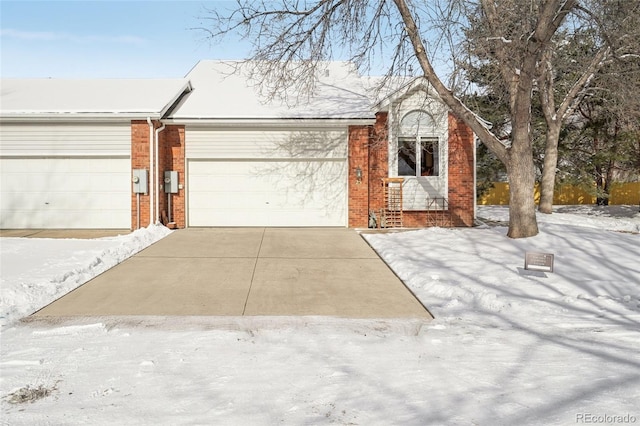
[398,138,417,176]
[400,110,435,135]
[420,138,439,176]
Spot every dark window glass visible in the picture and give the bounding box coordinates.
[420,138,439,176]
[398,137,417,176]
[399,137,439,177]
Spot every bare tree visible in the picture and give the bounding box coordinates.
[199,0,586,238]
[537,0,640,213]
[556,54,640,204]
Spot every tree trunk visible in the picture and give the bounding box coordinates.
[507,55,539,238]
[538,124,562,213]
[506,134,539,238]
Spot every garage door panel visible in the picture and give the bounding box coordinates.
[187,129,348,160]
[0,158,130,229]
[188,160,346,227]
[4,190,129,210]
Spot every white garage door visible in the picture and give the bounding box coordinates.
[188,159,346,226]
[187,128,347,227]
[0,157,131,229]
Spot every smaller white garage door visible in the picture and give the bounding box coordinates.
[188,159,347,227]
[0,157,131,229]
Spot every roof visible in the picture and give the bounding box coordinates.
[370,76,443,111]
[167,60,375,121]
[0,61,439,123]
[0,79,191,120]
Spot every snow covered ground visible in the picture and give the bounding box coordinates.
[1,206,639,425]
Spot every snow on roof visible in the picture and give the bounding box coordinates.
[0,79,191,119]
[367,76,443,111]
[168,60,375,121]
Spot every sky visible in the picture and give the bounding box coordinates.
[0,0,252,78]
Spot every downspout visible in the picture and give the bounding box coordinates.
[155,122,166,224]
[474,135,478,222]
[147,117,154,226]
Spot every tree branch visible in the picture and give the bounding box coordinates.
[393,0,508,162]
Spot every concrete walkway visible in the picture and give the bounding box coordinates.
[33,228,431,319]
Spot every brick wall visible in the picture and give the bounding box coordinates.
[348,125,370,227]
[130,120,153,229]
[158,125,186,228]
[447,113,475,226]
[130,121,186,230]
[348,111,475,229]
[369,112,389,213]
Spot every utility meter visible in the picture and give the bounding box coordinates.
[164,171,178,194]
[132,169,148,194]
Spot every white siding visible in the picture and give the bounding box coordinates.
[186,128,348,159]
[0,122,130,156]
[401,177,448,210]
[188,160,346,227]
[388,90,449,209]
[185,127,348,227]
[1,157,131,229]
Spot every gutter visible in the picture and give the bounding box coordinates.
[162,117,376,128]
[0,113,162,122]
[147,117,154,226]
[154,121,166,224]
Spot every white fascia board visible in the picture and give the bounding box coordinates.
[374,77,443,111]
[158,81,193,118]
[163,118,376,128]
[0,113,161,123]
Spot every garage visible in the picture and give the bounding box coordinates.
[186,127,348,227]
[0,122,131,229]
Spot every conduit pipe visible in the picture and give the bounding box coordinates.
[147,117,154,226]
[155,122,166,224]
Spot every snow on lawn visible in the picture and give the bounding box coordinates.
[1,207,639,425]
[0,224,173,328]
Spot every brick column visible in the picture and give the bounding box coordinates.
[348,125,370,227]
[447,113,475,226]
[131,120,153,229]
[368,112,389,213]
[158,125,186,228]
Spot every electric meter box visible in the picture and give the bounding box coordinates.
[132,169,148,194]
[164,171,178,194]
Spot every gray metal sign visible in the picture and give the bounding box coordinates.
[525,252,555,273]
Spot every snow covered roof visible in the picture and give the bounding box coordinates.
[0,79,192,120]
[167,60,375,122]
[371,76,443,111]
[0,61,432,123]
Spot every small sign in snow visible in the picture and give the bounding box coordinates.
[525,252,554,273]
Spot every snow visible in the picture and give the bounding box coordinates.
[0,79,191,117]
[0,224,173,328]
[1,207,639,424]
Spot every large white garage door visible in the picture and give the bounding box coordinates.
[187,128,347,227]
[0,157,130,229]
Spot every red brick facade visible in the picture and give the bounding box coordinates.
[157,125,186,228]
[447,114,475,226]
[131,120,153,229]
[130,111,473,230]
[130,120,186,230]
[347,112,475,229]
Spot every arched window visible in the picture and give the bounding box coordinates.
[398,110,439,177]
[400,110,436,135]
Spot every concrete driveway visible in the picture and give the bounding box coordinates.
[33,228,431,319]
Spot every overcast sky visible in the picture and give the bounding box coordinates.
[0,1,250,78]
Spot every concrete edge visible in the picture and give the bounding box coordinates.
[356,231,435,320]
[20,315,432,336]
